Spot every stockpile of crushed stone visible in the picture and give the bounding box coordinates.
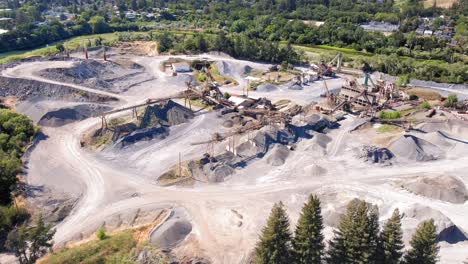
[356,145,393,164]
[149,210,192,249]
[400,176,468,204]
[235,125,295,158]
[402,204,467,244]
[38,104,111,127]
[257,84,279,92]
[0,76,116,102]
[265,144,290,166]
[417,119,468,137]
[115,126,169,148]
[390,134,444,161]
[303,164,327,177]
[189,152,236,183]
[215,61,252,76]
[39,60,150,93]
[140,100,194,128]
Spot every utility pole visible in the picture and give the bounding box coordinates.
[178,152,182,178]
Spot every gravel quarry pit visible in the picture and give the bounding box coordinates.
[39,59,154,93]
[3,52,468,263]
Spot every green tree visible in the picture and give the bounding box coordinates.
[55,43,65,53]
[157,32,173,53]
[378,209,404,264]
[6,215,55,264]
[89,16,108,34]
[404,219,439,264]
[255,201,292,264]
[327,199,380,264]
[292,194,324,264]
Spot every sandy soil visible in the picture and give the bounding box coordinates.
[4,53,468,263]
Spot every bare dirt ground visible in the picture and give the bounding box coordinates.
[2,52,468,263]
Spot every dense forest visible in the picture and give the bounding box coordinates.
[0,0,467,83]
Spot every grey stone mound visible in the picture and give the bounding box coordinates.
[141,100,194,128]
[149,219,192,249]
[390,134,444,161]
[310,132,332,149]
[39,60,151,93]
[402,205,467,244]
[222,120,234,128]
[265,144,290,166]
[243,65,253,74]
[116,126,169,148]
[400,176,468,204]
[0,76,116,102]
[304,164,327,177]
[257,84,279,92]
[357,145,393,164]
[236,140,263,158]
[216,61,230,76]
[305,114,332,131]
[38,104,111,127]
[205,163,235,183]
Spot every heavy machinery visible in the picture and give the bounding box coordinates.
[313,52,343,79]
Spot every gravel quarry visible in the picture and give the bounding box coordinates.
[2,51,468,263]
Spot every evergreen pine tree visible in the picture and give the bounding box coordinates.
[379,209,404,264]
[367,205,381,263]
[292,194,325,264]
[255,201,293,264]
[326,199,381,264]
[404,219,439,264]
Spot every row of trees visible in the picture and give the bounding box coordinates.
[0,109,55,263]
[255,195,439,264]
[155,31,302,64]
[0,109,35,250]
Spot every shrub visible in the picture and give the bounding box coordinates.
[379,111,401,119]
[198,74,206,82]
[224,92,231,99]
[420,101,431,109]
[96,228,107,240]
[444,94,458,108]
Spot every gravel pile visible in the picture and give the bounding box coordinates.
[400,176,468,204]
[402,205,467,244]
[38,104,111,127]
[357,145,393,164]
[390,135,444,161]
[149,210,192,249]
[265,144,290,166]
[115,126,169,148]
[39,60,151,93]
[0,76,116,102]
[140,100,194,128]
[304,164,327,177]
[257,84,279,92]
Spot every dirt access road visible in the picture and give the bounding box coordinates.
[4,54,468,263]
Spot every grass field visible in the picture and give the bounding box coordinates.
[43,230,137,264]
